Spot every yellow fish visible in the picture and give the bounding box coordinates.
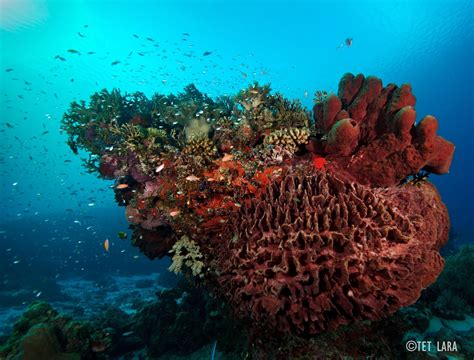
[103,239,110,252]
[116,184,129,189]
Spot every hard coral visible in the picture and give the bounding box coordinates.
[218,169,448,334]
[182,137,217,159]
[264,127,310,154]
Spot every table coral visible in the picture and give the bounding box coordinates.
[61,74,454,342]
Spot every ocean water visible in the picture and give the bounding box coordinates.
[1,0,473,358]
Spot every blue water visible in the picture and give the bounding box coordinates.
[0,0,473,355]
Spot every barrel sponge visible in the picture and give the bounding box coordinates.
[324,118,360,156]
[313,94,342,133]
[217,170,449,335]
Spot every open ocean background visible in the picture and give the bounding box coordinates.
[0,0,473,347]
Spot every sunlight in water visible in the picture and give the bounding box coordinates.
[0,0,48,31]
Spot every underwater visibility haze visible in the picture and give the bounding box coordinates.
[0,0,473,358]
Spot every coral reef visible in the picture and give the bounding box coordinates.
[0,282,247,359]
[4,275,474,359]
[0,302,96,359]
[61,74,455,352]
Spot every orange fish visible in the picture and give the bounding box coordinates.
[116,183,129,189]
[221,153,233,162]
[312,155,327,170]
[103,239,109,252]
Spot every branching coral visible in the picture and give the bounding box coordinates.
[234,83,311,135]
[235,83,272,112]
[182,138,217,160]
[110,123,144,150]
[313,90,329,105]
[149,84,231,133]
[146,127,169,146]
[272,95,310,129]
[106,123,168,179]
[264,127,310,154]
[61,89,150,158]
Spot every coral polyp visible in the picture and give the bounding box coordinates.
[61,73,454,339]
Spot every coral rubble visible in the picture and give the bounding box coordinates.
[61,73,454,349]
